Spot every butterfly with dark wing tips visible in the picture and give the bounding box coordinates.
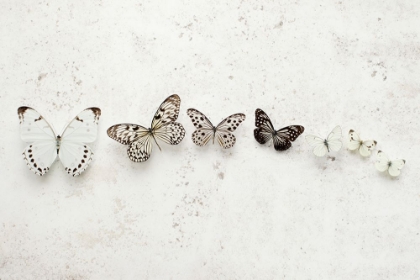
[187,108,245,149]
[254,108,305,151]
[107,94,185,162]
[18,106,101,176]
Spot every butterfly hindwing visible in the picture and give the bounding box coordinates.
[154,122,185,145]
[22,141,57,176]
[191,129,214,146]
[59,142,94,176]
[128,134,153,162]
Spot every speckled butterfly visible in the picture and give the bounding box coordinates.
[186,108,245,149]
[254,108,304,151]
[18,106,101,176]
[107,94,185,162]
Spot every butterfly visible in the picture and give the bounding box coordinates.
[348,129,377,157]
[18,106,101,176]
[305,125,342,157]
[186,108,245,149]
[375,150,405,177]
[253,109,304,151]
[107,94,185,162]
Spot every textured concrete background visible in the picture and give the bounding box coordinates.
[1,0,419,279]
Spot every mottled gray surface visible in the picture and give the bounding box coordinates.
[1,0,419,279]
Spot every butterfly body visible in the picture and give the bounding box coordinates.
[187,108,245,149]
[253,108,304,151]
[305,125,342,157]
[107,94,185,162]
[18,106,101,176]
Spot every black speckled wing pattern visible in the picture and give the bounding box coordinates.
[254,108,304,151]
[107,94,185,162]
[187,108,245,149]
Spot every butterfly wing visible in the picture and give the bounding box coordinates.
[18,107,57,176]
[388,159,406,177]
[151,94,181,131]
[60,107,101,143]
[215,113,246,149]
[187,108,215,147]
[273,125,305,151]
[254,108,275,145]
[107,124,150,145]
[58,142,94,176]
[306,135,328,157]
[128,134,154,162]
[326,125,342,152]
[359,140,377,157]
[107,124,153,162]
[151,94,185,146]
[348,129,362,151]
[375,150,390,172]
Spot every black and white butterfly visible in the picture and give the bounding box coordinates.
[305,125,342,157]
[375,150,405,177]
[107,94,185,162]
[18,106,101,176]
[253,108,304,151]
[186,108,245,149]
[348,129,377,157]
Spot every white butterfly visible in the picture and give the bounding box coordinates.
[107,94,185,162]
[375,150,405,177]
[305,125,342,157]
[18,106,101,176]
[348,129,377,157]
[186,108,245,149]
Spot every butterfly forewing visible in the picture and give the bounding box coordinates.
[187,108,214,130]
[61,107,101,143]
[216,113,246,133]
[107,124,150,145]
[18,107,56,142]
[151,94,181,131]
